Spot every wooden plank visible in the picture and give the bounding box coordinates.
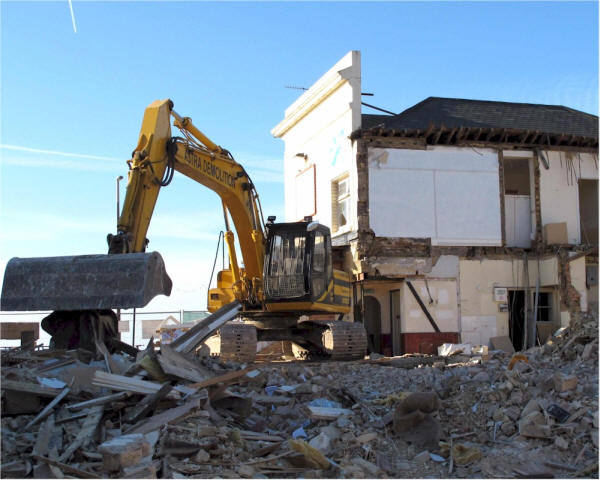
[251,394,292,405]
[187,366,255,390]
[35,358,76,373]
[59,405,104,462]
[25,384,72,430]
[158,345,212,383]
[239,431,284,442]
[92,370,164,394]
[0,322,39,340]
[67,391,129,411]
[125,396,203,435]
[30,455,101,479]
[169,301,242,353]
[123,382,173,424]
[33,414,55,456]
[1,379,76,399]
[305,405,353,420]
[56,411,88,424]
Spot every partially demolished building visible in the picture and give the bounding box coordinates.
[272,51,598,356]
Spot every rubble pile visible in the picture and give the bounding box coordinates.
[1,312,598,479]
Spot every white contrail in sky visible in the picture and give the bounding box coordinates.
[0,144,119,162]
[68,0,77,33]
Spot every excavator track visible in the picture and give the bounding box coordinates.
[218,322,257,363]
[321,321,368,361]
[283,321,368,361]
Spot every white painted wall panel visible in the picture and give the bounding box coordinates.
[369,168,435,237]
[435,170,501,245]
[504,195,532,248]
[368,147,502,246]
[461,315,498,347]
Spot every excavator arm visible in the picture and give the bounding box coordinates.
[107,99,265,306]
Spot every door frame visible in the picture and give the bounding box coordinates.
[389,288,401,356]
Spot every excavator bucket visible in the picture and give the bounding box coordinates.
[1,252,172,311]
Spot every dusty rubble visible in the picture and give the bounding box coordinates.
[1,312,598,479]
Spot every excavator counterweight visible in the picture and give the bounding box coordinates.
[1,252,172,311]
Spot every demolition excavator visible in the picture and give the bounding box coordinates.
[1,99,367,361]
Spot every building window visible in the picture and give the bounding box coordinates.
[535,292,553,322]
[503,157,532,248]
[331,174,350,233]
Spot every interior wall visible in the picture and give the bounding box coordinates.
[368,146,502,246]
[539,151,599,244]
[400,279,459,333]
[459,257,562,347]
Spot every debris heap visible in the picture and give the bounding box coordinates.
[1,312,598,478]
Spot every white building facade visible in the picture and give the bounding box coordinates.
[273,51,598,355]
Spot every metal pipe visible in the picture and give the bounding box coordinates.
[132,308,136,348]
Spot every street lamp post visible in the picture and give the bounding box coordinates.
[116,176,124,333]
[116,175,124,226]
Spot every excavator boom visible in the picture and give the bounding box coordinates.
[0,99,366,361]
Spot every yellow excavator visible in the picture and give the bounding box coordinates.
[1,99,367,360]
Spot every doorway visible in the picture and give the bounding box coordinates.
[503,157,532,248]
[363,296,382,354]
[508,290,525,351]
[579,179,598,245]
[390,289,401,356]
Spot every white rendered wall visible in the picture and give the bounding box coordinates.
[274,51,361,235]
[459,257,561,347]
[368,146,502,246]
[539,151,598,244]
[400,280,459,333]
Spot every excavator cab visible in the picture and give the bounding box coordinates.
[263,219,333,305]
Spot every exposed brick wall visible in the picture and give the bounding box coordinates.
[352,141,592,276]
[558,250,581,312]
[498,150,507,246]
[533,153,544,251]
[356,140,373,259]
[366,237,431,257]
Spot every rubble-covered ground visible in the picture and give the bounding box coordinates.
[1,311,598,479]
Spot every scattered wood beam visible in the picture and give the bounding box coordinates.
[25,383,72,430]
[67,391,129,411]
[59,405,104,462]
[30,455,101,479]
[123,382,173,424]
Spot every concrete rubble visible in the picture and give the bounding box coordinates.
[1,311,598,478]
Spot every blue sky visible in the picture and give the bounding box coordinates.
[1,1,598,319]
